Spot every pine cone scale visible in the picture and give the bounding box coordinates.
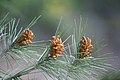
[79,36,93,58]
[50,36,64,58]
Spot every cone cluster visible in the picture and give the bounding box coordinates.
[16,28,35,45]
[50,36,64,58]
[79,36,93,58]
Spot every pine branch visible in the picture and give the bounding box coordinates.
[0,14,45,79]
[0,13,42,60]
[0,14,114,80]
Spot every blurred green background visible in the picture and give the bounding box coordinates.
[0,0,120,79]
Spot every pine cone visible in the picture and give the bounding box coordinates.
[50,36,64,58]
[16,28,35,46]
[79,36,93,58]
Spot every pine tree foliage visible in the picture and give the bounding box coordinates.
[0,14,114,80]
[101,70,120,80]
[0,13,47,79]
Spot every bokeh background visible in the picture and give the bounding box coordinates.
[0,0,120,79]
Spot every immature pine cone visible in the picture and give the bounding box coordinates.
[50,36,64,58]
[79,36,93,58]
[16,28,35,45]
